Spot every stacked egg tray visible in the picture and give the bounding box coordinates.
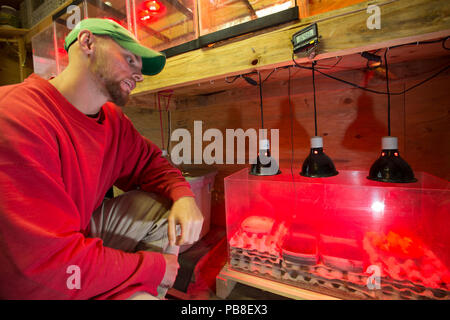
[229,234,450,300]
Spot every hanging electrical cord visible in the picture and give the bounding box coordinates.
[224,38,449,98]
[288,65,298,220]
[312,61,318,136]
[289,66,295,179]
[258,71,264,130]
[167,109,171,152]
[157,90,173,152]
[157,92,165,151]
[385,48,391,136]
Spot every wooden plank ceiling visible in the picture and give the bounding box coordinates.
[127,38,450,108]
[130,0,450,100]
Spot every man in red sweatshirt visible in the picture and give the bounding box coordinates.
[0,18,203,299]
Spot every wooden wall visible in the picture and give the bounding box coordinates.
[0,41,22,85]
[0,41,33,86]
[123,55,450,227]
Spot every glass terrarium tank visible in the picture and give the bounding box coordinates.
[31,23,58,80]
[133,0,198,52]
[52,0,129,74]
[198,0,296,36]
[224,168,450,300]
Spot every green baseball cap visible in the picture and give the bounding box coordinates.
[64,18,166,76]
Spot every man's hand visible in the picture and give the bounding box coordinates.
[168,196,203,246]
[160,253,179,288]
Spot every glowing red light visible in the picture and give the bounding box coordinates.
[382,152,385,156]
[394,152,398,157]
[138,1,165,23]
[139,12,152,21]
[146,0,160,11]
[314,150,318,154]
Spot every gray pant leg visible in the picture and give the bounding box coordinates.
[89,190,175,253]
[90,190,191,299]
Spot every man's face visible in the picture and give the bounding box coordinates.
[90,37,143,107]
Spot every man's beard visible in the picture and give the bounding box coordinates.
[91,53,129,107]
[103,78,129,107]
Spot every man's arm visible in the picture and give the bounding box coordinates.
[113,112,203,246]
[0,107,165,299]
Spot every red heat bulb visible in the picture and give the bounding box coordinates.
[139,0,165,22]
[146,0,160,11]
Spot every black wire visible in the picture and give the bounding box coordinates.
[289,66,295,179]
[312,61,318,136]
[292,52,450,96]
[263,68,277,83]
[167,110,171,151]
[288,65,297,219]
[314,56,343,70]
[292,52,389,94]
[401,64,450,94]
[390,36,450,50]
[225,75,240,83]
[385,49,391,136]
[258,71,264,130]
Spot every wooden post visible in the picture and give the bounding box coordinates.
[298,0,310,19]
[17,37,26,82]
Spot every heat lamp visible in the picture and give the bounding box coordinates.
[300,62,338,178]
[300,136,338,178]
[367,50,417,183]
[249,72,281,176]
[250,138,281,176]
[367,136,417,183]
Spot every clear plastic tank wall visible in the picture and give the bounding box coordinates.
[133,0,198,52]
[198,0,296,36]
[224,169,450,299]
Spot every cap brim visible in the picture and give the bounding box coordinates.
[115,38,166,76]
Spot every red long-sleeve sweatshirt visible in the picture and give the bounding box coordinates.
[0,74,194,299]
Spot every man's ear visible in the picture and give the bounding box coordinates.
[77,30,95,56]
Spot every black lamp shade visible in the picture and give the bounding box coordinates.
[300,148,339,178]
[250,149,281,176]
[367,137,417,183]
[300,137,338,178]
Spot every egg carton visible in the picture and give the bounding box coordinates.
[379,277,450,300]
[229,221,288,255]
[230,246,280,264]
[230,248,450,300]
[286,260,450,300]
[230,254,283,280]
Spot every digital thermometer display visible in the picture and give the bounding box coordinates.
[291,23,319,53]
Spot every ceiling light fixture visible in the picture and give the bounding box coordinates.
[367,49,417,183]
[300,61,338,178]
[249,72,281,176]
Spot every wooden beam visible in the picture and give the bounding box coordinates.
[132,0,450,96]
[241,0,257,19]
[217,264,340,300]
[0,26,30,37]
[297,0,310,19]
